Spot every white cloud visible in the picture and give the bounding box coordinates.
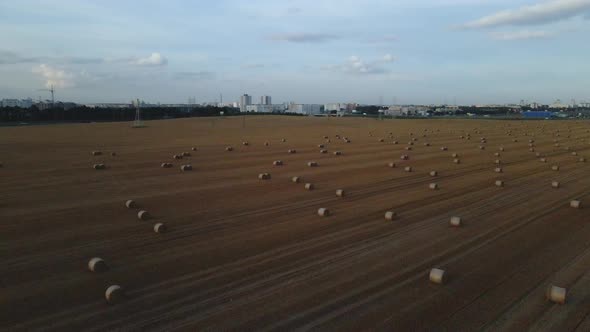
[323,54,396,75]
[269,33,339,43]
[462,0,590,28]
[32,64,76,88]
[131,53,168,66]
[490,30,554,40]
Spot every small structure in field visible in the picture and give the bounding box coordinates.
[242,141,249,146]
[495,159,502,164]
[546,285,567,304]
[92,151,102,156]
[161,162,173,168]
[320,149,328,154]
[105,285,124,304]
[570,200,581,208]
[495,167,503,173]
[305,183,314,190]
[182,152,191,157]
[93,164,106,170]
[181,165,193,171]
[451,153,458,158]
[552,165,560,171]
[318,144,325,148]
[430,171,438,177]
[552,181,560,188]
[495,180,504,187]
[191,147,197,151]
[288,149,297,154]
[292,176,301,183]
[88,257,108,273]
[440,147,448,151]
[453,159,461,164]
[388,162,396,168]
[258,173,271,180]
[429,268,446,284]
[400,155,409,160]
[336,189,345,197]
[429,183,438,190]
[111,152,117,156]
[333,151,342,156]
[450,216,462,227]
[317,208,330,217]
[173,154,183,159]
[226,146,233,151]
[273,160,283,166]
[307,161,318,167]
[579,157,586,163]
[154,223,167,233]
[404,166,412,172]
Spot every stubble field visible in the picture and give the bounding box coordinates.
[2,116,590,331]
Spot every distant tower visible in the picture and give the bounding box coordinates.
[261,95,271,105]
[240,94,252,112]
[132,98,145,128]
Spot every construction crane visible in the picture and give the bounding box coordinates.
[38,85,55,104]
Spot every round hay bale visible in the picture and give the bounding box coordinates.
[430,171,438,177]
[305,183,314,190]
[479,146,485,150]
[174,154,183,159]
[546,285,567,304]
[320,149,328,154]
[93,164,106,170]
[191,147,197,151]
[105,285,124,304]
[453,158,461,164]
[273,160,283,166]
[292,176,301,183]
[495,159,502,165]
[307,161,318,167]
[317,208,329,217]
[536,152,542,157]
[242,141,249,146]
[125,200,137,209]
[161,162,173,168]
[379,138,384,142]
[281,138,287,142]
[111,152,117,156]
[181,165,193,171]
[540,158,547,163]
[424,142,430,147]
[92,151,102,156]
[552,181,560,188]
[408,141,414,146]
[579,157,586,163]
[429,183,438,190]
[529,148,535,152]
[429,268,446,284]
[494,152,500,157]
[552,165,560,171]
[226,146,233,151]
[88,257,108,273]
[451,153,458,158]
[333,151,342,156]
[388,162,397,168]
[154,223,167,233]
[182,152,191,157]
[264,142,270,146]
[450,216,462,227]
[400,155,409,160]
[499,147,505,151]
[258,173,271,180]
[385,211,396,220]
[405,146,412,151]
[495,180,504,187]
[495,167,503,173]
[137,210,150,221]
[288,149,297,154]
[404,166,412,172]
[318,144,325,148]
[440,147,448,151]
[572,152,578,156]
[336,189,345,197]
[393,141,399,145]
[570,200,581,209]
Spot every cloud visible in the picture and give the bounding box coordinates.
[323,55,396,75]
[173,71,215,80]
[241,63,265,69]
[366,35,399,43]
[131,53,168,66]
[490,30,554,40]
[0,51,39,64]
[32,64,76,88]
[461,0,590,28]
[269,33,339,43]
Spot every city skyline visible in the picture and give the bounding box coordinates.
[1,0,590,105]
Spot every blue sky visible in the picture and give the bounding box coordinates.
[1,0,589,105]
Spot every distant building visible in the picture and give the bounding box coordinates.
[240,94,252,112]
[523,111,554,119]
[260,95,272,105]
[1,99,19,107]
[288,103,322,115]
[245,104,286,113]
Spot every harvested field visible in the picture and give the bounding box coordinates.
[2,116,590,331]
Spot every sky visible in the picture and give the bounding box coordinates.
[1,0,590,105]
